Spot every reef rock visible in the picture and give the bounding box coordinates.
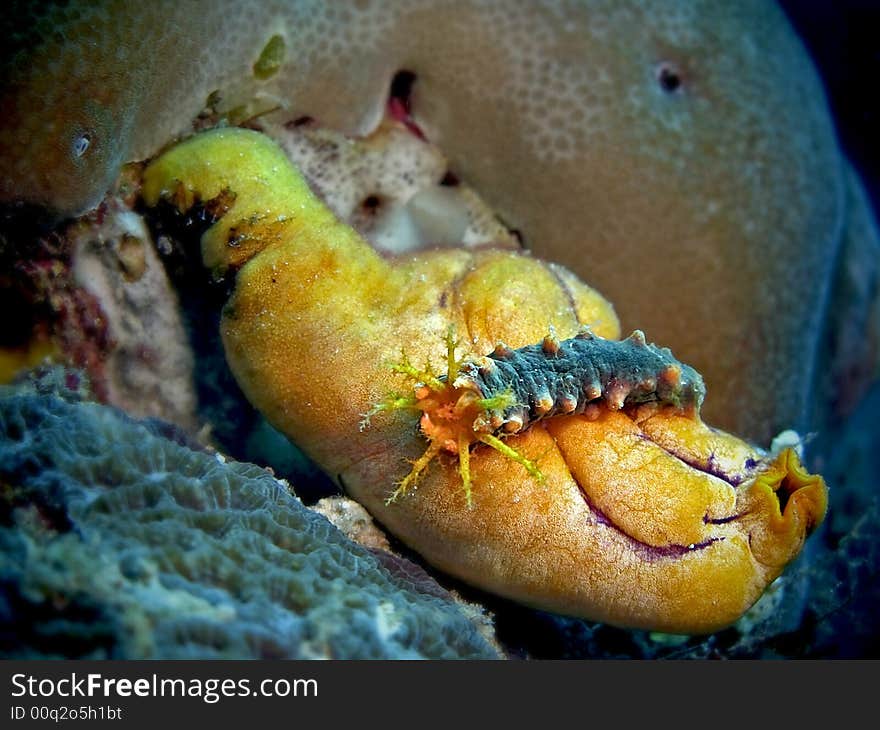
[68,200,198,430]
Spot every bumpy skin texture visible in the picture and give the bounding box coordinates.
[458,330,706,432]
[142,129,827,633]
[1,0,877,443]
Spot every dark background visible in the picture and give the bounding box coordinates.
[781,0,880,218]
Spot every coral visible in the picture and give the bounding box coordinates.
[0,339,57,385]
[0,377,501,659]
[141,127,827,634]
[313,496,392,553]
[262,117,519,254]
[1,1,877,442]
[312,494,503,654]
[67,200,197,429]
[818,165,880,417]
[0,224,114,398]
[0,200,197,429]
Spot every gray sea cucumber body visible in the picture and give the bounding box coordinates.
[458,330,705,434]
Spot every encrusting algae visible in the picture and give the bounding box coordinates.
[142,127,827,634]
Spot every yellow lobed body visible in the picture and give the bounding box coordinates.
[143,128,827,633]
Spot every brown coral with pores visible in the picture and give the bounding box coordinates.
[1,1,877,444]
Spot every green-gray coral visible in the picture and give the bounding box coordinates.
[0,379,500,659]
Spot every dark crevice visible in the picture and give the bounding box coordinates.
[388,70,426,140]
[389,70,417,107]
[776,477,792,514]
[656,62,684,93]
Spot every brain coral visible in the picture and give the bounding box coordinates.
[1,0,877,444]
[0,376,500,659]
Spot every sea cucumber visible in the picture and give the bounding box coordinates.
[459,328,705,432]
[370,327,706,506]
[139,126,828,633]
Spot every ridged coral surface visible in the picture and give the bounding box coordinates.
[0,382,500,659]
